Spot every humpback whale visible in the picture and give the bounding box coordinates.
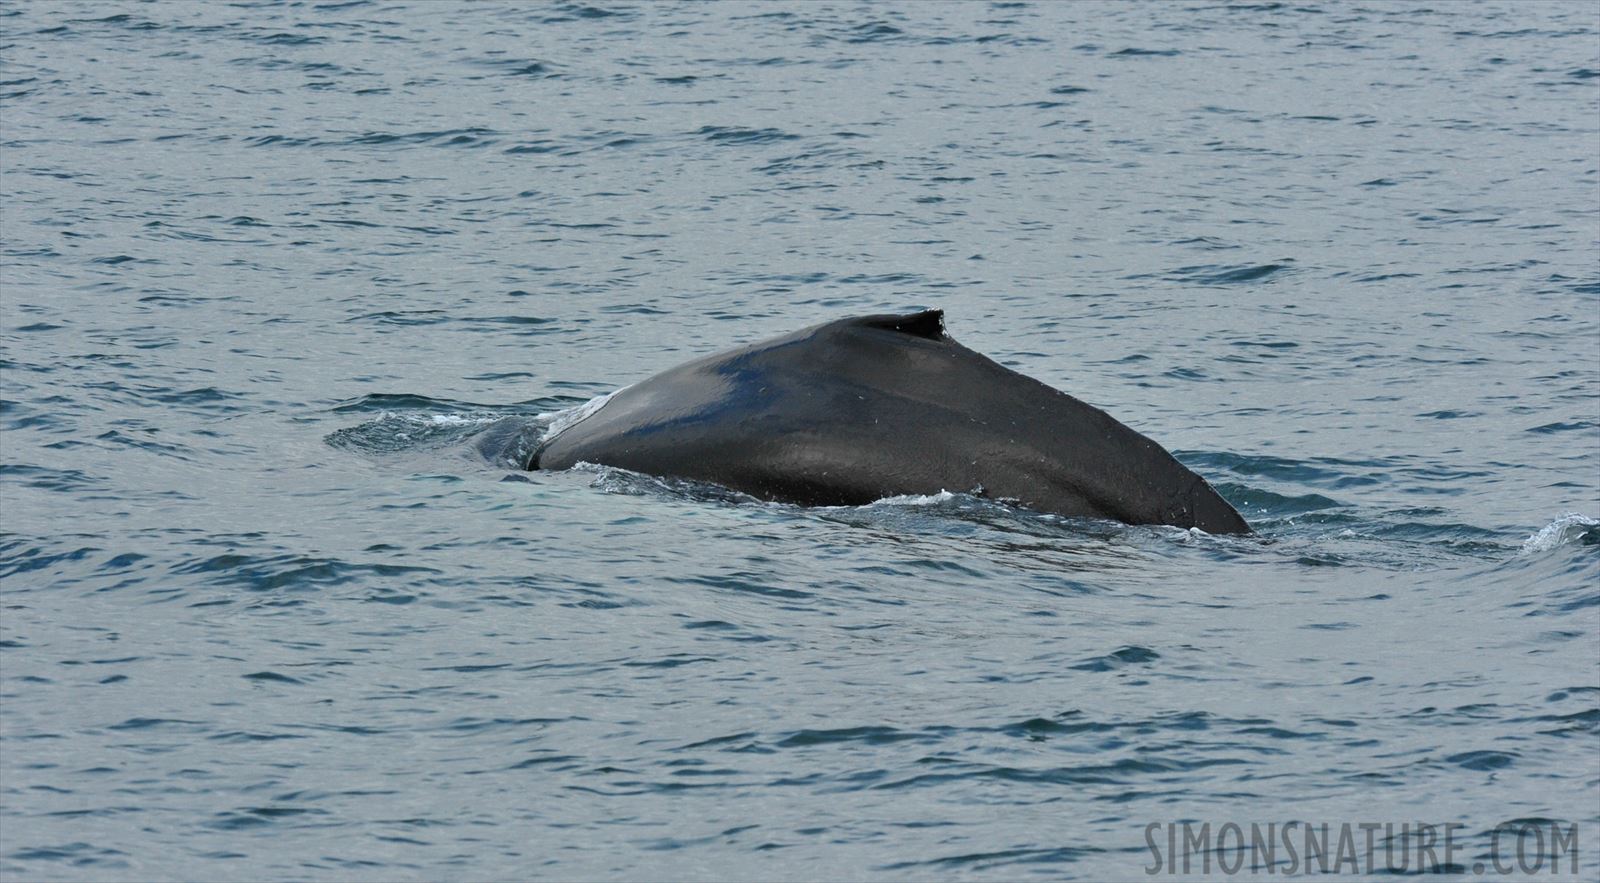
[524,310,1250,534]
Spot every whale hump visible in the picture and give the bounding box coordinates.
[527,310,1252,534]
[848,309,945,340]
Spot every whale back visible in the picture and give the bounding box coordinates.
[532,310,1250,534]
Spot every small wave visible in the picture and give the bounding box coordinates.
[776,725,932,748]
[344,128,498,148]
[347,309,446,325]
[246,128,500,150]
[0,464,107,493]
[881,845,1104,871]
[1525,420,1596,434]
[695,125,800,146]
[326,410,521,457]
[1172,262,1294,285]
[330,393,506,414]
[470,57,561,78]
[1071,645,1160,672]
[172,553,442,592]
[1210,483,1342,518]
[547,3,624,20]
[6,842,128,867]
[843,21,904,43]
[0,541,102,580]
[1520,514,1600,555]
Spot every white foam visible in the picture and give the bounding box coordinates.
[870,490,958,507]
[380,411,502,427]
[1519,513,1600,555]
[537,387,626,442]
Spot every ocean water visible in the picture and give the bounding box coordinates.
[2,1,1597,880]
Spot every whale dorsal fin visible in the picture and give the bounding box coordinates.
[850,309,945,340]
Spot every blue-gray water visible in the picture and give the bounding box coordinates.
[2,1,1597,880]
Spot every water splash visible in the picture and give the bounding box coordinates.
[1520,513,1600,555]
[537,387,626,443]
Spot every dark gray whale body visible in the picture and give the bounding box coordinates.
[529,310,1250,534]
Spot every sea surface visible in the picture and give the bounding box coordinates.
[2,1,1597,880]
